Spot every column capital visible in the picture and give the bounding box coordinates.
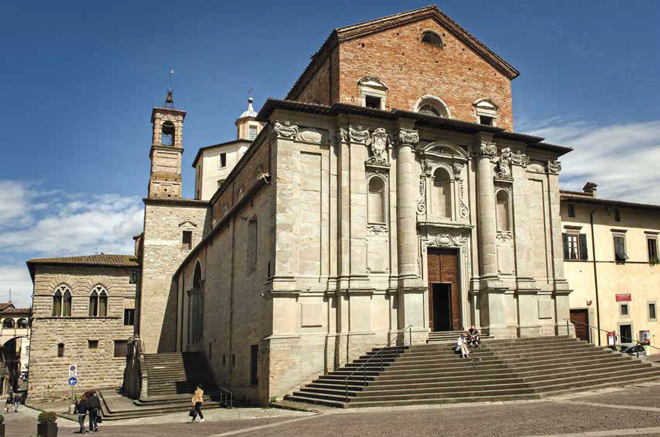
[397,128,419,148]
[471,140,497,159]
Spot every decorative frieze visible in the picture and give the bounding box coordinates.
[510,150,529,167]
[273,120,299,139]
[547,160,562,174]
[367,223,388,234]
[398,128,419,147]
[349,125,371,144]
[297,127,326,144]
[417,178,427,214]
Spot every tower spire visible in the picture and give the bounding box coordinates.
[165,69,174,108]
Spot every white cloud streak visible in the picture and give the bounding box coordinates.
[0,180,144,306]
[519,118,660,205]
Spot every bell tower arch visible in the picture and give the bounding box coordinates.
[148,90,187,199]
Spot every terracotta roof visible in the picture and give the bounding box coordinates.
[561,192,660,212]
[27,254,139,267]
[1,308,30,316]
[0,303,14,312]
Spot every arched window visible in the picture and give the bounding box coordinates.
[161,121,175,146]
[63,290,72,317]
[193,263,202,290]
[421,31,443,47]
[189,262,204,346]
[2,319,14,329]
[53,290,63,317]
[415,96,450,118]
[432,168,452,219]
[496,190,511,232]
[17,318,28,329]
[368,177,386,223]
[89,285,108,317]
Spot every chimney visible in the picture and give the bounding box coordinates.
[583,182,598,197]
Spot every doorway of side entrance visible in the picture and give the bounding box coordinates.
[427,248,460,332]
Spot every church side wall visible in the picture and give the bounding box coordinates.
[139,202,210,353]
[294,47,338,106]
[28,265,135,401]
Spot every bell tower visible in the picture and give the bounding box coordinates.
[148,90,187,199]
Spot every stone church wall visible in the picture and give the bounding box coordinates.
[139,201,211,353]
[28,265,136,401]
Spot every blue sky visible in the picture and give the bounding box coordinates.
[1,1,659,305]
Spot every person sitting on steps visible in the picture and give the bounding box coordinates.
[455,333,470,358]
[467,325,481,348]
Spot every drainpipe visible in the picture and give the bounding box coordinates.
[590,208,601,345]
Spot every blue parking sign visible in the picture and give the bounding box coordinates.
[68,377,77,386]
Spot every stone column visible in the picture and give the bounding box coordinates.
[395,122,426,344]
[473,134,510,337]
[396,126,420,284]
[547,160,574,336]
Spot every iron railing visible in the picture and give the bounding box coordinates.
[343,325,414,403]
[566,318,660,358]
[219,387,233,409]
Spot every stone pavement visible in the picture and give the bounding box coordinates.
[9,383,660,436]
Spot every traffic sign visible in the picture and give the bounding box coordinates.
[68,377,77,386]
[69,365,77,377]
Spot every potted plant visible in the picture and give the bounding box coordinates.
[37,411,58,437]
[0,414,5,437]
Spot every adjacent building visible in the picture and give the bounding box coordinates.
[561,183,660,352]
[0,303,31,394]
[26,255,138,400]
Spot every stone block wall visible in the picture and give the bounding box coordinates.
[139,201,210,353]
[28,264,136,401]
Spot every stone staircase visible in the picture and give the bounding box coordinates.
[144,352,218,397]
[284,336,660,408]
[100,352,226,420]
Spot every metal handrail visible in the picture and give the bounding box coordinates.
[219,387,233,409]
[343,325,414,403]
[565,318,660,356]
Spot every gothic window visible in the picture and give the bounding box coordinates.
[161,121,175,146]
[89,285,108,317]
[432,168,452,219]
[368,177,386,224]
[421,31,443,47]
[52,289,63,317]
[415,96,449,118]
[496,190,511,232]
[63,290,72,317]
[2,319,14,329]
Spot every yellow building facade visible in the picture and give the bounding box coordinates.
[562,183,660,354]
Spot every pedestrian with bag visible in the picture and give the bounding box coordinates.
[75,394,88,434]
[87,390,101,432]
[190,385,204,423]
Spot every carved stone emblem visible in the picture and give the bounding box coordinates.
[273,120,299,139]
[367,223,388,234]
[338,127,349,143]
[453,162,465,178]
[428,233,462,248]
[547,160,562,174]
[398,128,419,147]
[367,128,389,165]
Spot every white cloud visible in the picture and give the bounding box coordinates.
[0,264,32,307]
[519,118,660,205]
[0,181,144,306]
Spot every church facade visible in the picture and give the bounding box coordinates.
[26,6,578,404]
[137,6,573,404]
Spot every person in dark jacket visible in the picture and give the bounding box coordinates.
[75,395,88,434]
[87,391,101,432]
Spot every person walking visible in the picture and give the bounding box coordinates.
[4,391,12,413]
[12,392,19,412]
[75,395,88,434]
[191,385,204,423]
[87,391,101,432]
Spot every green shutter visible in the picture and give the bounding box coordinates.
[579,234,589,261]
[562,233,569,260]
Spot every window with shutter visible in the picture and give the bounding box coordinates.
[579,234,589,261]
[614,235,627,263]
